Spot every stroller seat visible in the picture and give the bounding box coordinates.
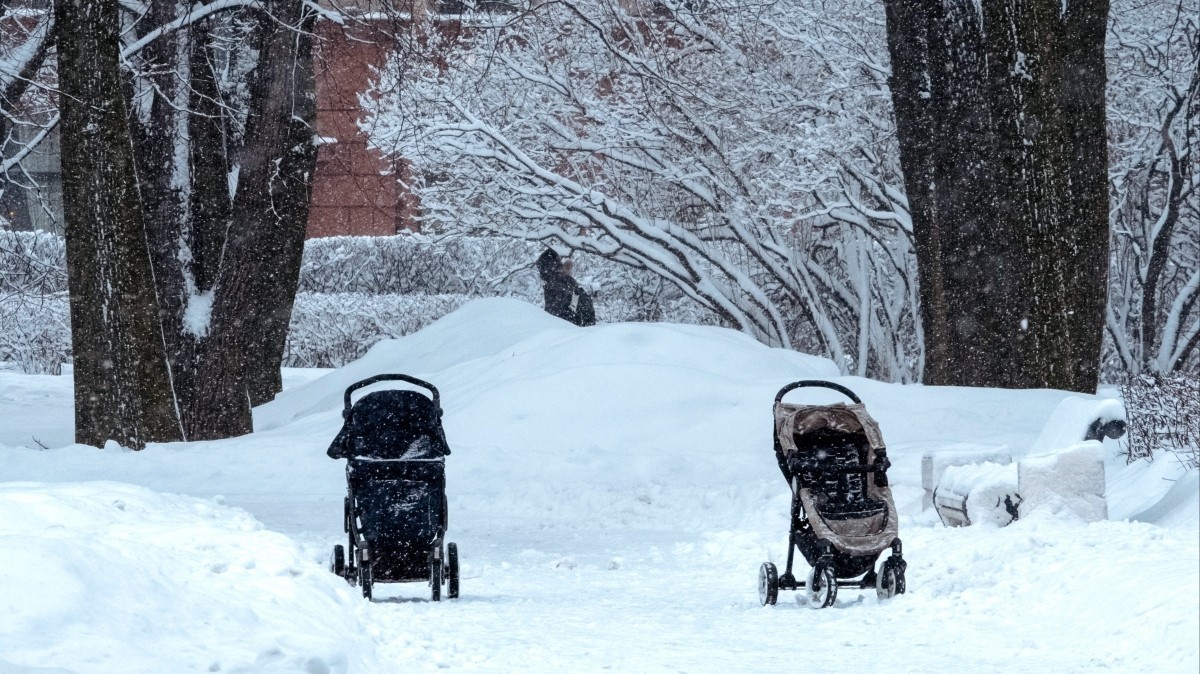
[789,428,888,521]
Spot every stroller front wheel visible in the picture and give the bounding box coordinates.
[758,562,779,606]
[430,548,443,602]
[805,565,837,609]
[876,564,900,600]
[360,560,373,601]
[447,543,460,599]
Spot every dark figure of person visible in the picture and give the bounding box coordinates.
[535,248,596,326]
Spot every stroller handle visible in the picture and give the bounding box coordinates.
[343,374,441,420]
[774,380,862,405]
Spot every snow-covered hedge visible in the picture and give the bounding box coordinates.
[0,229,70,374]
[0,233,721,373]
[284,292,472,368]
[299,234,541,296]
[1121,373,1200,469]
[0,230,67,294]
[0,291,70,375]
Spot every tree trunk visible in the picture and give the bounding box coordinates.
[55,0,182,448]
[53,0,316,445]
[983,0,1110,392]
[228,1,318,408]
[884,0,1110,392]
[133,1,318,439]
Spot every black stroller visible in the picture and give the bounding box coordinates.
[327,374,459,601]
[758,380,906,607]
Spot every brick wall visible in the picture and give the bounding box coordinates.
[308,18,417,238]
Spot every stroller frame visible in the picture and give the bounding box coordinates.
[328,374,460,602]
[759,380,906,608]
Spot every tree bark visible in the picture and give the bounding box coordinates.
[53,0,316,445]
[229,1,318,408]
[131,1,318,439]
[55,0,182,448]
[884,0,1110,392]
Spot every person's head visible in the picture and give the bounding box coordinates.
[536,248,562,281]
[561,258,574,276]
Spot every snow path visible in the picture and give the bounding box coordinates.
[2,299,1197,673]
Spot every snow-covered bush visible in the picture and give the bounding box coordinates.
[0,232,70,373]
[0,291,69,374]
[0,230,67,294]
[299,234,542,296]
[284,292,472,367]
[1120,373,1200,468]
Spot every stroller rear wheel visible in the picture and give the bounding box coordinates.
[758,562,779,606]
[805,565,837,609]
[876,564,900,600]
[330,544,346,579]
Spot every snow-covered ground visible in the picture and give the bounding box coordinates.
[2,298,1197,673]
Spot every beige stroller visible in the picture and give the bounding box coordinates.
[758,380,906,607]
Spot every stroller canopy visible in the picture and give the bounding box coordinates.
[328,390,451,461]
[774,402,886,459]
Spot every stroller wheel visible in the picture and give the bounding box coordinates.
[330,545,346,578]
[447,543,460,599]
[876,564,900,600]
[758,562,779,606]
[430,549,443,602]
[805,565,837,609]
[360,560,373,601]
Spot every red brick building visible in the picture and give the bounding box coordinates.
[2,5,424,239]
[308,15,417,238]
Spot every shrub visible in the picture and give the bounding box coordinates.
[1120,372,1200,469]
[0,232,721,373]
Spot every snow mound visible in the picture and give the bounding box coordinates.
[256,296,838,432]
[936,461,1019,527]
[0,482,381,674]
[1131,469,1200,528]
[1027,394,1125,457]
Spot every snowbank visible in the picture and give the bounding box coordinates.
[0,482,381,674]
[0,297,1196,672]
[1019,442,1109,522]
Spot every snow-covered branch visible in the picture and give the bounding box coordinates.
[364,0,917,377]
